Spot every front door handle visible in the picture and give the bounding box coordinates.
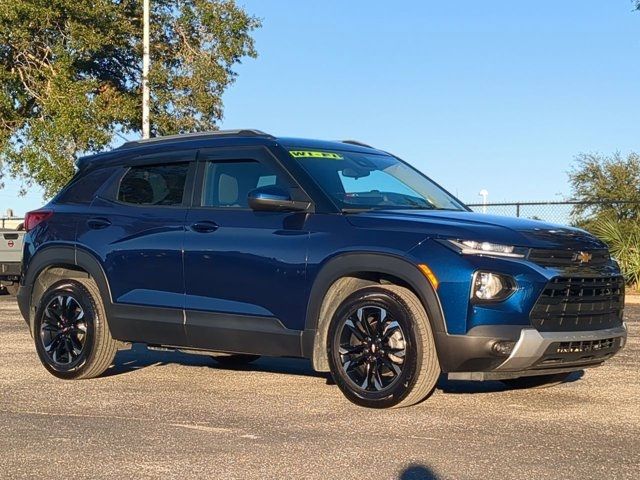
[190,221,219,233]
[87,217,111,230]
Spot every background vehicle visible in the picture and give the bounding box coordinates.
[16,130,627,408]
[0,221,24,295]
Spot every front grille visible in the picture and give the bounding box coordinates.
[530,276,624,332]
[527,248,610,267]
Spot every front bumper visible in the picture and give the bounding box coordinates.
[447,323,627,381]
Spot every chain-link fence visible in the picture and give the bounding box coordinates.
[466,201,640,226]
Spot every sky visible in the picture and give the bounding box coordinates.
[2,0,639,216]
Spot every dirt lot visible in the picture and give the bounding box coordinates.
[0,295,638,480]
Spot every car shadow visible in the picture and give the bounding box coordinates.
[398,464,441,480]
[104,345,585,393]
[103,343,329,381]
[438,370,585,394]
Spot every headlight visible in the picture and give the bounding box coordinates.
[445,239,525,258]
[471,271,516,302]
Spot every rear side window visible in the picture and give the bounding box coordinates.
[56,167,117,205]
[118,163,189,206]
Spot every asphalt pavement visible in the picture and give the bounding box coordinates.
[0,295,638,479]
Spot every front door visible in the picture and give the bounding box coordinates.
[183,147,310,356]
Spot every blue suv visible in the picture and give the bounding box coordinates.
[17,130,627,408]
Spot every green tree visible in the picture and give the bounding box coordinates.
[568,152,640,226]
[569,152,640,287]
[0,0,260,197]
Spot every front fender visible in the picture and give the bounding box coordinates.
[302,252,446,372]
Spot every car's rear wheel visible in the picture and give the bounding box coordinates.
[211,353,260,366]
[34,279,118,380]
[327,285,440,408]
[501,372,572,389]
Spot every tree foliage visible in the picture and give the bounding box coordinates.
[568,152,640,225]
[569,152,640,287]
[590,217,640,289]
[0,0,260,197]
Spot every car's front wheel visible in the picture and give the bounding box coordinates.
[33,279,118,380]
[327,285,440,408]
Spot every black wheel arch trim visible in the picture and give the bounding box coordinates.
[18,245,113,334]
[302,252,448,372]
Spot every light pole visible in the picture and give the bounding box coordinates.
[142,0,150,139]
[479,189,489,213]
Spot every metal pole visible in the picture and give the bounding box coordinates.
[142,0,150,139]
[479,189,488,214]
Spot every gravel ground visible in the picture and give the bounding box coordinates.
[0,295,638,480]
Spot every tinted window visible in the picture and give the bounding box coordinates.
[118,163,189,206]
[56,167,117,205]
[201,161,282,208]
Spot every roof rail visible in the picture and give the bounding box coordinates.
[119,129,274,149]
[341,139,374,149]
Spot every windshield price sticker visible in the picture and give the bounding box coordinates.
[289,150,344,160]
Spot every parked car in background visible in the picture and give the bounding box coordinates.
[16,130,627,408]
[0,221,24,295]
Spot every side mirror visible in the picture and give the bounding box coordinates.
[247,185,310,212]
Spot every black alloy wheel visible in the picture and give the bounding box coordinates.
[40,294,89,368]
[338,305,407,392]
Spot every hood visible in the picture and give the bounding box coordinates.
[345,210,607,250]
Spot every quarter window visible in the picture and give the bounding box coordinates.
[118,163,189,206]
[56,167,117,205]
[201,161,282,208]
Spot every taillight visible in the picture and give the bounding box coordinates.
[25,210,54,232]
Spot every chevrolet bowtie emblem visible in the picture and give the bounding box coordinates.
[576,251,593,264]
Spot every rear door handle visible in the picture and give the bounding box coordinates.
[190,221,219,233]
[87,217,111,230]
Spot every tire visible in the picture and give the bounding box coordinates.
[33,279,118,380]
[211,354,260,366]
[501,372,572,390]
[327,285,440,408]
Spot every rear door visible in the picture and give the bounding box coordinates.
[182,147,310,356]
[77,150,197,345]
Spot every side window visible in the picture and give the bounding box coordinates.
[118,163,189,206]
[56,167,117,205]
[201,160,283,208]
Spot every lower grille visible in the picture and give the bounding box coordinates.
[534,337,621,368]
[555,338,616,354]
[530,276,624,332]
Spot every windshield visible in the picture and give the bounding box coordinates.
[288,149,467,212]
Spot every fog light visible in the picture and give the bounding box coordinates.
[471,271,515,302]
[491,340,516,356]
